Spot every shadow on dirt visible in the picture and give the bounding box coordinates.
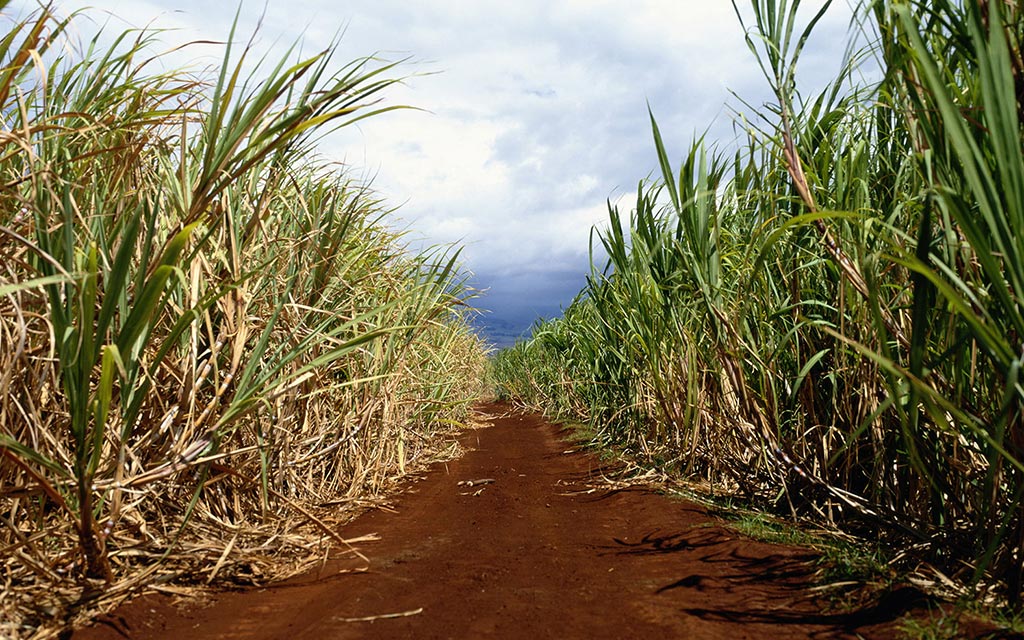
[680,586,929,638]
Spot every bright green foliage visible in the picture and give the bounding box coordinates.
[493,0,1024,602]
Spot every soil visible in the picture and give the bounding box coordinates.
[72,403,996,640]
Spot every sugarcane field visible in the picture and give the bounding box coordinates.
[2,1,1024,638]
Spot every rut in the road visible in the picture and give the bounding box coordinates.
[76,403,924,640]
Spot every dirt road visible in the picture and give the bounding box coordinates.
[75,403,925,639]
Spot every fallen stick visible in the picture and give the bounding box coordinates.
[456,478,495,487]
[336,607,424,623]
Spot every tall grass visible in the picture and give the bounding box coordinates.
[493,0,1024,603]
[0,3,485,633]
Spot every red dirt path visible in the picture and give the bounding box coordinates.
[75,403,935,639]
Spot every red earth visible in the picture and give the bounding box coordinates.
[73,403,1002,639]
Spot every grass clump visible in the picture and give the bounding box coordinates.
[0,3,485,636]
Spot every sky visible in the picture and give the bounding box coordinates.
[10,0,858,346]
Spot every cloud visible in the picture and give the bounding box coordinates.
[15,0,858,342]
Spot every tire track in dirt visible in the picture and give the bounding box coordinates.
[76,403,919,639]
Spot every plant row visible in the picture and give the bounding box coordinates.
[0,4,486,632]
[492,0,1024,603]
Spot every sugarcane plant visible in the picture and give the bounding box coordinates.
[0,1,486,614]
[493,0,1024,602]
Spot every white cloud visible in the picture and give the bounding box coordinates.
[10,0,858,336]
